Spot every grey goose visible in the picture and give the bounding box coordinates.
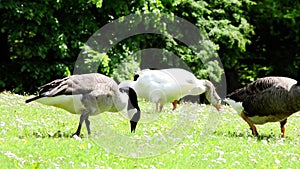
[225,76,300,137]
[26,73,141,137]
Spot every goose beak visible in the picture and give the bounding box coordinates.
[216,103,222,111]
[215,99,222,111]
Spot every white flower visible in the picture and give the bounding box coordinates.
[151,127,157,131]
[0,122,5,127]
[250,158,258,164]
[80,162,87,167]
[150,165,156,169]
[4,151,17,159]
[72,135,82,141]
[217,157,227,163]
[261,139,268,144]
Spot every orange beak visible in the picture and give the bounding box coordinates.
[216,103,222,111]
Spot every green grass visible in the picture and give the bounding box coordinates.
[1,92,300,168]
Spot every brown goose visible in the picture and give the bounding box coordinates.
[225,76,300,137]
[26,73,141,137]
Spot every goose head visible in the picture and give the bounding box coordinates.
[196,79,222,111]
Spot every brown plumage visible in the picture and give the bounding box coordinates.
[26,73,141,137]
[226,76,300,137]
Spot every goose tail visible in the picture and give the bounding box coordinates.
[25,95,43,103]
[223,98,244,114]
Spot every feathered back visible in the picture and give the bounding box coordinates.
[26,73,118,103]
[227,77,297,102]
[227,76,300,117]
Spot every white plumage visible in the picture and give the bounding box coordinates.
[120,68,221,111]
[223,98,243,115]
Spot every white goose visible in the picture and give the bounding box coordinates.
[224,76,300,138]
[26,73,141,137]
[119,68,222,112]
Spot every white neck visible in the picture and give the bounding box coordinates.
[224,98,244,114]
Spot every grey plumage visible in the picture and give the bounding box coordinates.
[226,76,300,137]
[26,73,140,137]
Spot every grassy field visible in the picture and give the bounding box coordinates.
[1,92,300,168]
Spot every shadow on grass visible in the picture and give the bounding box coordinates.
[213,130,289,142]
[30,130,86,139]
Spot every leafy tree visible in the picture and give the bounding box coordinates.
[0,0,100,93]
[1,0,255,94]
[90,0,255,87]
[225,0,300,91]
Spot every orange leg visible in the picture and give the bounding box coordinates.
[155,103,164,112]
[240,111,258,136]
[172,100,178,111]
[280,119,287,138]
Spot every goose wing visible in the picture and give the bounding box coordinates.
[227,77,298,117]
[227,77,297,102]
[26,73,117,103]
[132,69,198,103]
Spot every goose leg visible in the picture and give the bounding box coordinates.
[159,104,163,112]
[73,110,90,137]
[85,117,91,135]
[73,123,82,137]
[155,103,164,112]
[155,103,159,112]
[240,111,258,136]
[280,119,287,138]
[172,100,178,111]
